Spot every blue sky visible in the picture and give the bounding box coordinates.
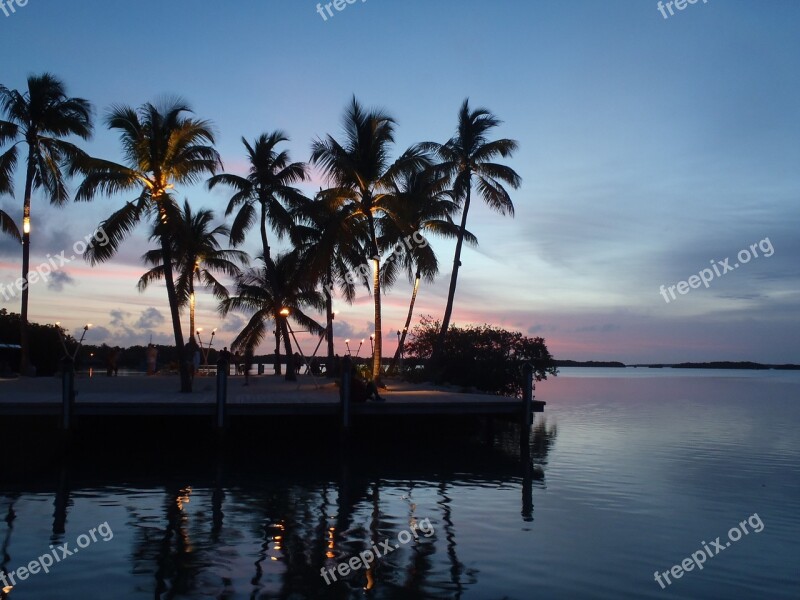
[0,0,798,363]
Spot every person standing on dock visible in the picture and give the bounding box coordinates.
[218,346,232,375]
[146,344,158,375]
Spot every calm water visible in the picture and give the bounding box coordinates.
[2,371,798,599]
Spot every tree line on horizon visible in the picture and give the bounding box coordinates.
[0,73,523,392]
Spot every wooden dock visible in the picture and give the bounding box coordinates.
[0,375,544,416]
[0,364,544,444]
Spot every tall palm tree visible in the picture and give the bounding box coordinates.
[311,97,426,381]
[423,99,521,369]
[137,199,248,342]
[293,190,369,375]
[220,251,324,381]
[207,132,308,374]
[74,98,221,392]
[381,168,477,376]
[0,74,92,374]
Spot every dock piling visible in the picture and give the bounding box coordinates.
[520,363,534,452]
[216,360,228,430]
[522,363,533,427]
[341,356,352,431]
[61,358,75,431]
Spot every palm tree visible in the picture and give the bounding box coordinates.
[423,99,521,369]
[293,190,369,376]
[0,73,92,374]
[220,251,324,381]
[74,98,221,392]
[207,132,308,374]
[137,199,248,342]
[310,97,426,381]
[381,168,477,376]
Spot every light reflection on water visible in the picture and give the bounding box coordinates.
[1,374,798,599]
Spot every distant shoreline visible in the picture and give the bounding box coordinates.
[557,360,800,370]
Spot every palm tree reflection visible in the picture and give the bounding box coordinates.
[11,419,558,598]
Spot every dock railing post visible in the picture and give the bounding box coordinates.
[521,362,534,519]
[61,357,75,431]
[341,356,352,432]
[521,363,534,444]
[216,359,228,431]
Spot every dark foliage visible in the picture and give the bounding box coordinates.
[405,316,557,396]
[0,309,62,375]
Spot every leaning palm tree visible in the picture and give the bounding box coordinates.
[74,98,221,392]
[0,74,92,374]
[381,168,477,376]
[293,189,370,375]
[311,97,427,381]
[137,200,248,342]
[422,99,521,369]
[207,132,308,374]
[220,251,324,381]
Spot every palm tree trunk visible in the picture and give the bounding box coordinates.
[432,185,472,370]
[367,213,382,382]
[388,270,420,376]
[274,324,282,375]
[281,317,295,381]
[18,155,35,375]
[160,233,191,392]
[371,257,382,381]
[260,204,283,376]
[325,266,335,378]
[188,279,196,344]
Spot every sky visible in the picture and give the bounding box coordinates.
[0,0,798,363]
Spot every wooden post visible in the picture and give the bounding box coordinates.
[341,356,352,432]
[522,363,533,428]
[61,358,75,431]
[521,362,534,520]
[216,359,228,430]
[520,363,533,450]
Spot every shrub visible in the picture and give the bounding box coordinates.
[404,316,557,397]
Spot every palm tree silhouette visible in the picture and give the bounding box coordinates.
[423,99,521,370]
[0,207,19,241]
[75,98,221,392]
[311,97,427,381]
[382,167,476,375]
[220,251,324,381]
[137,199,248,343]
[207,132,308,375]
[293,189,369,375]
[0,73,92,374]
